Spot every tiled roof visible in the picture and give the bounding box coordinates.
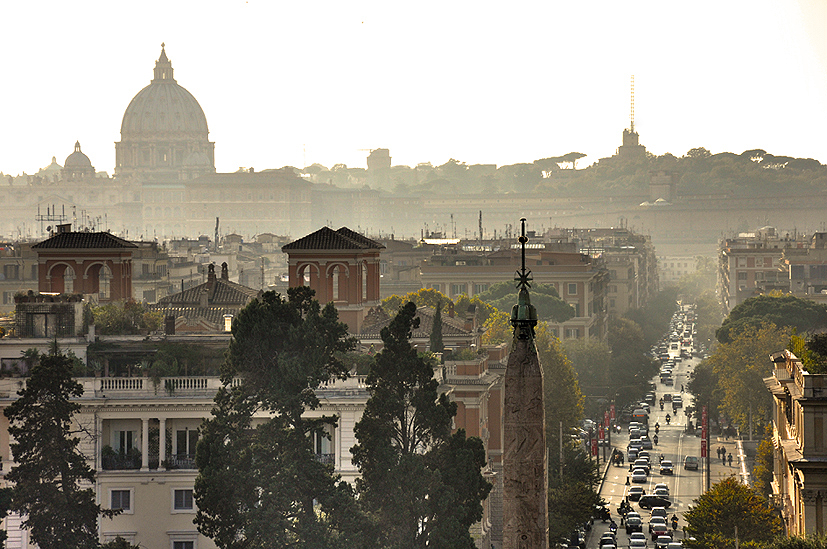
[32,232,138,249]
[156,278,260,306]
[150,305,246,326]
[282,227,385,251]
[360,306,471,338]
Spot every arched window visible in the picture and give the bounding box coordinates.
[63,266,75,294]
[99,265,112,300]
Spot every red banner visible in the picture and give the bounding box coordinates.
[591,438,598,455]
[599,426,605,440]
[610,404,616,421]
[604,411,610,427]
[701,439,707,458]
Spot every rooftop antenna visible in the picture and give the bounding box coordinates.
[630,75,635,133]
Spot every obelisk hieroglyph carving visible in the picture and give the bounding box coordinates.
[503,218,548,549]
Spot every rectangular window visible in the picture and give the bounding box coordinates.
[565,328,579,339]
[451,283,466,296]
[474,284,488,294]
[115,430,135,453]
[737,272,748,281]
[111,489,131,511]
[173,542,194,549]
[174,489,194,510]
[568,283,577,295]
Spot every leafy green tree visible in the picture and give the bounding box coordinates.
[752,424,774,498]
[430,301,444,353]
[547,446,603,543]
[716,294,827,344]
[683,477,782,549]
[194,289,367,548]
[707,323,790,435]
[477,281,574,322]
[561,337,611,399]
[537,323,585,450]
[4,347,117,549]
[763,535,827,549]
[607,318,659,405]
[0,487,11,548]
[351,302,490,549]
[100,537,140,549]
[92,299,163,335]
[480,309,511,346]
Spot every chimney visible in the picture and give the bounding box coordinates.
[165,315,176,335]
[464,304,477,333]
[207,263,217,288]
[200,288,209,308]
[221,262,229,280]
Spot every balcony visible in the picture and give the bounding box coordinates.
[315,453,335,465]
[102,450,141,471]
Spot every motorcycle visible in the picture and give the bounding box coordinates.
[655,423,660,434]
[660,402,664,411]
[653,434,659,445]
[665,414,671,425]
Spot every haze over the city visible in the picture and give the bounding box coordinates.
[1,0,825,177]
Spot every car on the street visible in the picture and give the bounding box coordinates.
[641,436,654,450]
[630,540,647,549]
[599,533,616,547]
[631,468,648,483]
[684,456,699,470]
[653,487,670,499]
[650,507,668,519]
[654,483,670,495]
[639,495,672,509]
[667,543,683,549]
[630,533,647,544]
[655,535,673,549]
[627,486,645,501]
[633,459,651,474]
[626,512,643,534]
[660,460,674,475]
[649,517,668,538]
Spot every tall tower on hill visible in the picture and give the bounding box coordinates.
[618,75,646,159]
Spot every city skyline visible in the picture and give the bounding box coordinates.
[1,0,825,177]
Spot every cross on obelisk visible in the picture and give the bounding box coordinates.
[503,218,548,548]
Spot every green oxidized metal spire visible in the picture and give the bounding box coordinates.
[510,218,538,339]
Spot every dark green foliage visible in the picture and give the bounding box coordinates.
[0,488,11,548]
[4,348,117,549]
[717,294,827,344]
[430,301,444,353]
[764,535,827,549]
[194,288,368,548]
[351,302,491,549]
[91,299,163,335]
[752,425,775,498]
[547,443,602,542]
[624,286,680,346]
[100,537,140,549]
[477,281,575,322]
[790,333,827,374]
[683,477,782,549]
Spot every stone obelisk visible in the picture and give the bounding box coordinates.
[503,218,548,549]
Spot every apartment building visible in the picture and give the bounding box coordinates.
[765,349,827,535]
[719,227,807,314]
[420,240,609,340]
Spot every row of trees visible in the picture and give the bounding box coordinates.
[194,291,491,548]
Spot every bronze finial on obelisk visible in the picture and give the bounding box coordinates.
[503,218,548,549]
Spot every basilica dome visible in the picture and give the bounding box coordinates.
[120,46,208,138]
[64,141,92,168]
[115,44,215,181]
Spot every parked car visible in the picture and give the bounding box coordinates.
[684,456,699,470]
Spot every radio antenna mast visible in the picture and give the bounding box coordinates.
[630,75,635,133]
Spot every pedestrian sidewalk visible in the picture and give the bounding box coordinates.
[708,436,753,487]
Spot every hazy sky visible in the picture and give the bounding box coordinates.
[1,0,825,176]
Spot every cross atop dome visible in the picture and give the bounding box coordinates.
[153,43,174,82]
